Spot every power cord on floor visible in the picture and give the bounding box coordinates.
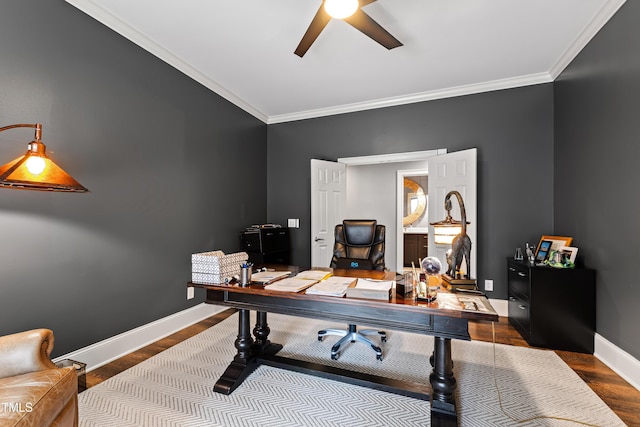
[491,322,602,427]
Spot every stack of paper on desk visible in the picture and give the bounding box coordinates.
[264,277,317,292]
[295,270,333,281]
[305,276,357,297]
[251,270,291,284]
[345,278,394,301]
[435,293,497,314]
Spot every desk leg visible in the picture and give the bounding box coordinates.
[213,309,256,394]
[253,311,283,355]
[430,336,458,427]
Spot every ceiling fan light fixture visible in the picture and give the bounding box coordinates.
[324,0,359,19]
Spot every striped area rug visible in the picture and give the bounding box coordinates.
[79,312,624,426]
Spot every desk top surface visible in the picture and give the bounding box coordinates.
[190,266,498,322]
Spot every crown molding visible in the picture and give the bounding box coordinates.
[338,149,446,165]
[66,0,626,125]
[549,0,627,79]
[267,73,553,124]
[64,0,269,123]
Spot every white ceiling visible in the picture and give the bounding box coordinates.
[65,0,625,124]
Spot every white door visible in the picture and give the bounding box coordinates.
[427,148,477,278]
[310,159,346,268]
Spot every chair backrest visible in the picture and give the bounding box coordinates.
[330,219,385,271]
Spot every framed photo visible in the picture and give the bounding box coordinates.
[537,235,573,252]
[535,240,553,262]
[559,246,579,263]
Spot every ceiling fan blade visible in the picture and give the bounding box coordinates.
[344,9,403,50]
[294,5,332,57]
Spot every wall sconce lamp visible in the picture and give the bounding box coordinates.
[430,190,475,287]
[0,123,88,192]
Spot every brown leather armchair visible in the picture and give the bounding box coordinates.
[0,329,78,427]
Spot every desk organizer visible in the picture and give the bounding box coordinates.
[191,250,249,284]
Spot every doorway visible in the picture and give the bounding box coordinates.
[311,150,444,271]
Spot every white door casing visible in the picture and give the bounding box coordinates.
[310,149,466,272]
[310,159,346,268]
[427,148,477,278]
[396,168,430,270]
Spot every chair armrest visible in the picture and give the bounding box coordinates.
[0,329,57,378]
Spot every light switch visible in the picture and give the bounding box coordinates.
[288,218,300,228]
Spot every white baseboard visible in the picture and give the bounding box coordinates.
[489,298,508,317]
[500,301,639,392]
[594,333,640,392]
[53,303,225,372]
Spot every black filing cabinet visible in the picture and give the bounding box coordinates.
[241,228,291,265]
[507,258,596,353]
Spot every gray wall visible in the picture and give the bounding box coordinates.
[554,0,640,359]
[0,0,267,357]
[267,84,555,299]
[6,0,636,363]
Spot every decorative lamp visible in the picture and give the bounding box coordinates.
[0,123,88,193]
[430,190,476,289]
[430,191,468,244]
[324,0,359,19]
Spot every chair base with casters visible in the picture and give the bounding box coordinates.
[318,324,387,361]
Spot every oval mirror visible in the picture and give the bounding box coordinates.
[403,178,427,226]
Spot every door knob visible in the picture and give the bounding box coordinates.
[314,237,324,242]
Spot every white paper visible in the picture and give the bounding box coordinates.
[251,271,291,284]
[457,296,494,313]
[355,278,394,291]
[264,277,317,292]
[435,293,496,314]
[295,270,333,281]
[306,276,355,297]
[436,293,463,310]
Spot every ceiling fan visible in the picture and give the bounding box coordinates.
[294,0,403,57]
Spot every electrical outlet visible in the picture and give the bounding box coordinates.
[187,286,194,300]
[484,279,493,292]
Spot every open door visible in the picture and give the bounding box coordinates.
[427,148,477,278]
[310,159,346,268]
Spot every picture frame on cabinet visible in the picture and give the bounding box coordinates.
[559,246,578,263]
[537,235,573,252]
[535,240,553,262]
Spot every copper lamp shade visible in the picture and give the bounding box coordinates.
[0,123,88,193]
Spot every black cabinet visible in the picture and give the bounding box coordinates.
[403,233,428,267]
[241,228,291,265]
[507,258,596,353]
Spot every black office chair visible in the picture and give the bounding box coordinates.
[318,219,387,361]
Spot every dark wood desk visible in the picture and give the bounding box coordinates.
[190,267,498,426]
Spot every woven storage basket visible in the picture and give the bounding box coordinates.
[191,251,249,284]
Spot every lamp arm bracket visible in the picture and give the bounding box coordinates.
[0,123,42,140]
[444,190,467,233]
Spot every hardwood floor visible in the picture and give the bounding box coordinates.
[86,310,640,426]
